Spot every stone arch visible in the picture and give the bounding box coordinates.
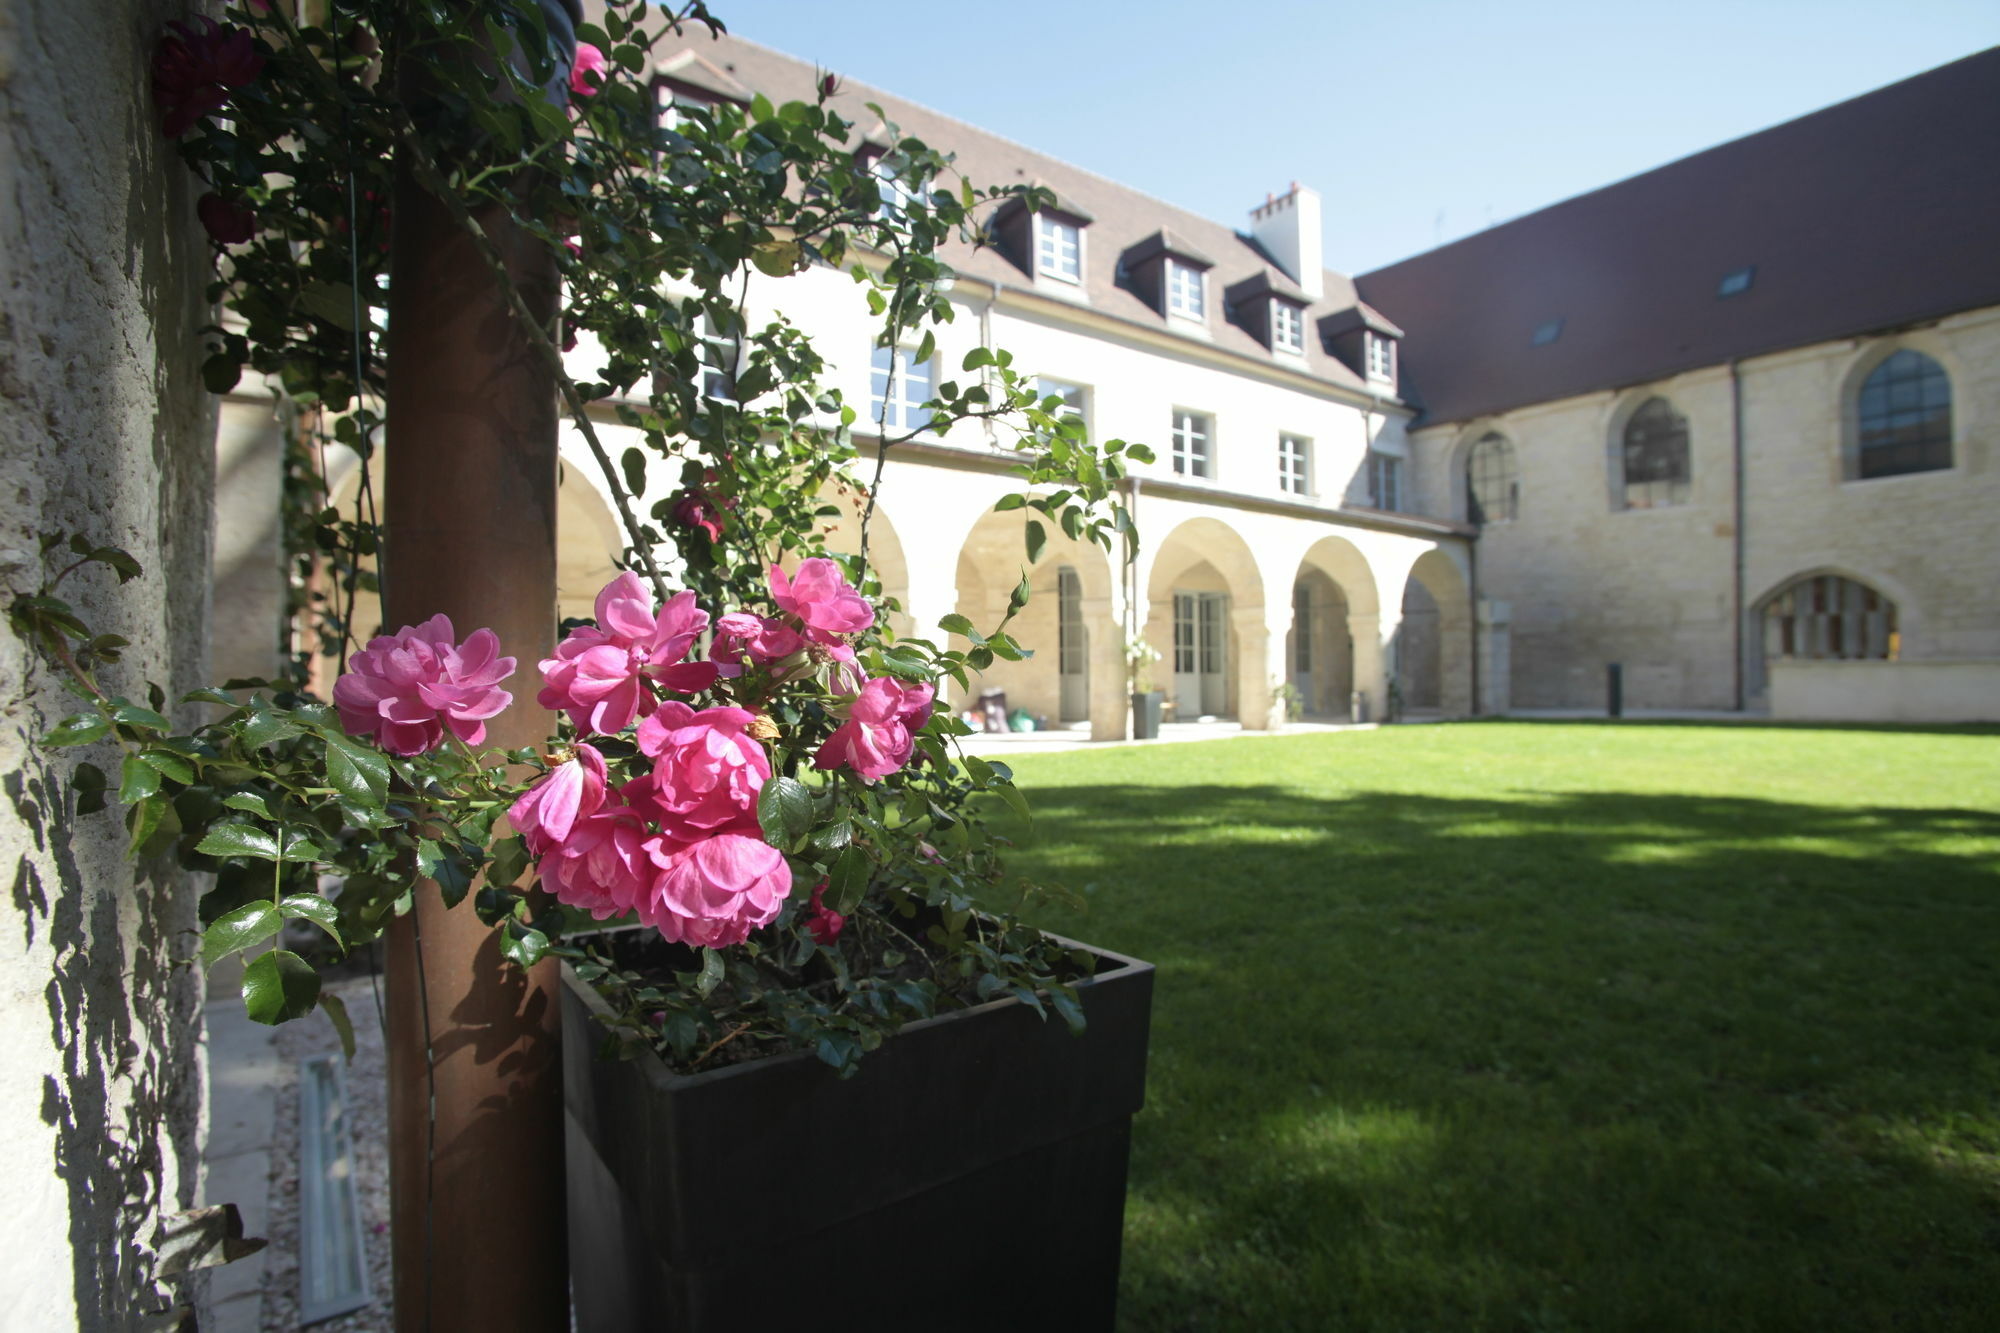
[1746,565,1910,703]
[555,462,625,623]
[953,507,1122,737]
[1287,533,1383,719]
[1394,547,1473,717]
[1145,515,1265,722]
[812,489,913,639]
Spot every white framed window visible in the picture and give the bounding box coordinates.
[1037,377,1088,435]
[1366,334,1396,383]
[1035,215,1081,283]
[1166,259,1206,319]
[1367,449,1402,510]
[1171,410,1212,478]
[697,313,737,401]
[870,156,916,222]
[1278,434,1310,495]
[870,344,935,432]
[1271,302,1304,354]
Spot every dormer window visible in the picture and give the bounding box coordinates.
[1035,215,1081,283]
[1272,302,1304,354]
[1167,259,1205,319]
[1366,333,1396,384]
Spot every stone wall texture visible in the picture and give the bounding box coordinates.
[1412,306,2000,711]
[1,1,217,1325]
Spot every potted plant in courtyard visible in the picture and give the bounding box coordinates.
[1127,631,1165,740]
[8,2,1155,1328]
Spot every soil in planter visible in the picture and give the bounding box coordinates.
[572,903,1098,1077]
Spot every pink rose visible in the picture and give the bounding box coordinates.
[506,743,608,853]
[638,831,792,948]
[807,882,845,945]
[541,805,652,920]
[813,676,931,781]
[570,42,607,98]
[152,18,264,138]
[671,488,727,543]
[537,573,720,735]
[197,193,256,245]
[332,614,515,756]
[768,558,874,659]
[633,702,771,835]
[709,611,806,679]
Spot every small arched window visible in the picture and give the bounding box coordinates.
[1466,432,1517,524]
[1617,397,1690,510]
[1855,349,1952,479]
[1761,574,1897,662]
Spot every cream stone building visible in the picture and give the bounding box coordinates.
[214,39,2000,730]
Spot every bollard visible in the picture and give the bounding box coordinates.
[1350,690,1369,725]
[1607,662,1624,718]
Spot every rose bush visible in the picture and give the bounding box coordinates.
[10,0,1155,1075]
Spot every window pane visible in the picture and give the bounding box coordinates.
[1467,432,1516,523]
[1619,397,1690,508]
[1857,349,1952,479]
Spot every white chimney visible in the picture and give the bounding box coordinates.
[1248,182,1323,300]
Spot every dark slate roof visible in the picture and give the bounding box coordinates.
[1353,47,2000,427]
[649,29,1387,399]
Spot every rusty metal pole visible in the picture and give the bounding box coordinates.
[380,13,575,1328]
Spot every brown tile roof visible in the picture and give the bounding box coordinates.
[650,28,1391,400]
[1354,47,2000,427]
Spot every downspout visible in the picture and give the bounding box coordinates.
[1730,359,1746,711]
[1468,527,1481,718]
[978,280,1001,450]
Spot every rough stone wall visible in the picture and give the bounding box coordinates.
[1411,305,2000,710]
[0,1,217,1326]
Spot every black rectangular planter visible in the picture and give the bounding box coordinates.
[562,932,1154,1332]
[1131,690,1164,740]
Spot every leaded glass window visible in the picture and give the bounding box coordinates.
[1618,397,1690,509]
[1466,432,1517,524]
[1856,349,1952,479]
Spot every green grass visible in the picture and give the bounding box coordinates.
[995,721,2000,1332]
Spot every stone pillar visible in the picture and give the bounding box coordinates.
[1084,591,1129,741]
[1233,604,1287,731]
[1478,598,1513,716]
[1350,610,1391,722]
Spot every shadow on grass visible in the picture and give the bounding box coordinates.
[1472,716,2000,738]
[1005,784,2000,1332]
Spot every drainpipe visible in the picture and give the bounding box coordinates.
[1730,359,1746,711]
[978,281,1001,450]
[1468,533,1481,717]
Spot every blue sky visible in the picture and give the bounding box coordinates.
[710,0,1999,275]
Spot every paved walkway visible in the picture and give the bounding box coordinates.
[957,717,1381,755]
[201,971,279,1333]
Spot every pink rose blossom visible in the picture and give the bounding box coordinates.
[570,42,607,98]
[152,18,264,138]
[638,831,792,948]
[541,806,652,920]
[506,744,608,853]
[768,558,874,658]
[708,611,806,678]
[813,676,931,781]
[197,193,256,245]
[537,573,720,735]
[333,615,515,756]
[634,702,772,834]
[807,882,845,945]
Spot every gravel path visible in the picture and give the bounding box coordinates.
[261,973,394,1332]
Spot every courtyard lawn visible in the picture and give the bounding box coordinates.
[992,721,2000,1333]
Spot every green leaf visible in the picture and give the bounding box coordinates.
[991,493,1026,512]
[119,755,161,803]
[110,702,171,734]
[323,731,389,810]
[1024,519,1047,565]
[204,901,281,966]
[196,823,283,861]
[202,352,243,394]
[44,712,109,748]
[487,835,531,888]
[1048,985,1087,1036]
[238,712,301,750]
[183,687,238,707]
[500,925,550,969]
[963,754,994,787]
[620,446,646,499]
[279,894,342,947]
[995,781,1031,825]
[961,346,994,371]
[416,838,475,908]
[221,791,274,819]
[694,947,725,998]
[139,748,195,785]
[299,281,358,332]
[826,844,871,915]
[127,796,174,859]
[320,991,356,1063]
[242,949,321,1026]
[751,239,802,277]
[937,613,975,637]
[756,776,813,850]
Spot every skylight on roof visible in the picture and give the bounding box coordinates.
[1717,265,1756,298]
[1530,318,1564,347]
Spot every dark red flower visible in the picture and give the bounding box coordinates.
[806,883,844,946]
[671,488,727,543]
[152,18,264,138]
[818,71,842,101]
[197,193,256,245]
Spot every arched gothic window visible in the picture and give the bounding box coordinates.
[1761,574,1897,662]
[1616,397,1690,510]
[1855,349,1952,479]
[1466,433,1517,524]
